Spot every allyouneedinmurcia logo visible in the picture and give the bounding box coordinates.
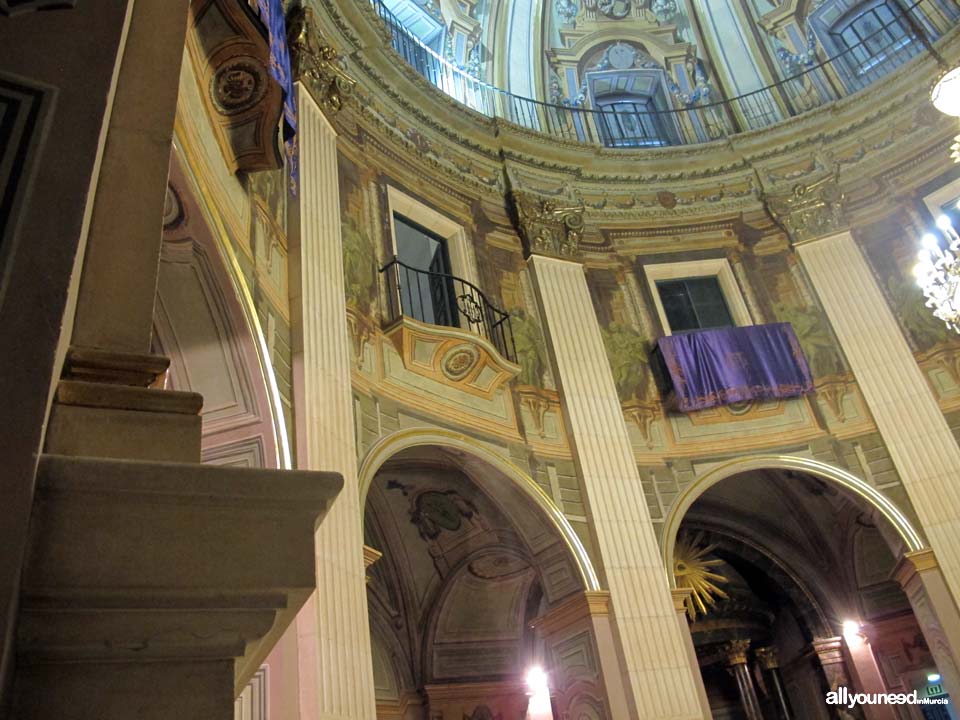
[826,687,949,708]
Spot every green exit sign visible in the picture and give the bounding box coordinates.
[926,683,945,697]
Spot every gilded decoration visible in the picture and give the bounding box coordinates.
[288,6,356,114]
[755,646,779,670]
[510,191,585,259]
[673,532,729,620]
[764,173,848,245]
[723,639,751,666]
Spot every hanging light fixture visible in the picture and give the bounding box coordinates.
[914,209,960,333]
[932,66,960,117]
[896,2,960,117]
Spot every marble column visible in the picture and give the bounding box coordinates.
[755,647,792,720]
[528,254,706,719]
[892,550,960,699]
[797,231,960,607]
[671,589,713,719]
[69,0,190,355]
[841,625,896,720]
[530,591,632,719]
[289,81,377,719]
[724,640,763,720]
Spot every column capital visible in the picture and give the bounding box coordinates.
[287,6,356,116]
[671,587,694,614]
[763,171,848,246]
[755,646,780,670]
[363,545,383,583]
[810,636,845,665]
[510,190,585,260]
[530,591,611,637]
[724,639,752,666]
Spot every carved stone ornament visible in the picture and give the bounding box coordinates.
[510,190,585,259]
[287,6,356,114]
[723,638,751,666]
[764,172,847,245]
[755,646,779,670]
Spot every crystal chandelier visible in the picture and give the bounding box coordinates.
[914,212,960,332]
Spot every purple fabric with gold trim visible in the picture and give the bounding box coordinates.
[655,323,814,412]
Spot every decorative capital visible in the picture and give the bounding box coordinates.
[287,6,356,114]
[723,639,751,666]
[764,172,847,245]
[510,190,584,259]
[363,545,383,583]
[755,646,779,670]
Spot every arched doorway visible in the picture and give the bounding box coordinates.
[361,432,609,719]
[663,458,957,720]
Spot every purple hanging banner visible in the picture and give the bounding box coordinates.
[655,323,814,412]
[253,0,296,140]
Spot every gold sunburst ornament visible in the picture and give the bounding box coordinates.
[674,532,729,620]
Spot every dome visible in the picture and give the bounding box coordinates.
[377,0,959,145]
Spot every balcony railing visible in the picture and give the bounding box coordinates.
[380,257,517,364]
[367,0,957,148]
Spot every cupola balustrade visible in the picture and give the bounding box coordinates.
[380,256,518,364]
[368,0,957,148]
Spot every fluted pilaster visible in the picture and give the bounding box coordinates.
[529,254,705,719]
[797,233,960,606]
[293,83,376,720]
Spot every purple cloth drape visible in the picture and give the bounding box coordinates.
[655,323,814,412]
[252,0,298,192]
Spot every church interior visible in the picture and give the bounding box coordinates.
[3,0,960,718]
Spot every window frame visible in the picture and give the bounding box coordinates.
[386,185,478,288]
[643,258,752,336]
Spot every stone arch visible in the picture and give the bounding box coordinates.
[358,427,601,592]
[661,454,925,581]
[154,153,291,470]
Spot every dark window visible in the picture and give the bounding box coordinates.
[393,214,458,328]
[656,277,734,333]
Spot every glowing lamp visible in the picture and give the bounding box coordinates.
[932,66,960,117]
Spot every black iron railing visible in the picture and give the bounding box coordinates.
[380,257,517,364]
[367,0,958,147]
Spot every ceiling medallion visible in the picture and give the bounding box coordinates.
[211,57,268,114]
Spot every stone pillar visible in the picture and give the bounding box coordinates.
[69,0,190,355]
[528,253,706,719]
[288,75,376,718]
[841,625,895,720]
[530,591,632,719]
[796,230,960,605]
[723,640,763,720]
[756,647,792,720]
[892,550,960,698]
[671,589,713,719]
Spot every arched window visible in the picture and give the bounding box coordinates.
[583,43,682,147]
[809,0,918,90]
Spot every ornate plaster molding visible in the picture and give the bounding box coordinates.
[510,190,585,258]
[764,171,848,245]
[288,6,356,115]
[723,639,751,666]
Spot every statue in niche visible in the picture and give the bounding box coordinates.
[584,0,631,20]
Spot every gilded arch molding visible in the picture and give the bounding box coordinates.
[660,454,926,585]
[358,427,602,592]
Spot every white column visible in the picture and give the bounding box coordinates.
[797,232,960,605]
[529,254,706,720]
[291,83,377,720]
